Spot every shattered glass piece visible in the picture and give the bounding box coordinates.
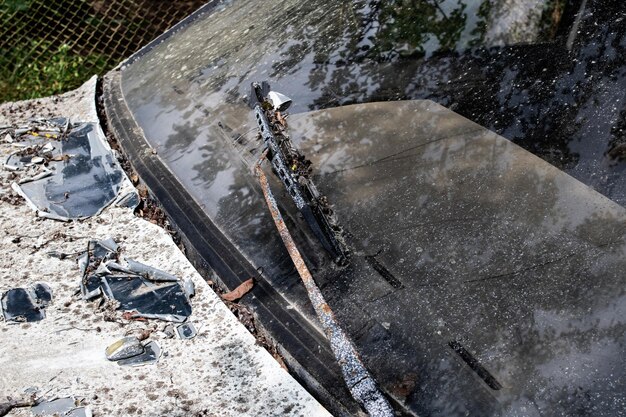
[80,275,103,301]
[7,121,130,220]
[117,341,161,367]
[176,322,197,339]
[1,283,52,323]
[41,142,54,153]
[114,190,141,210]
[182,277,195,299]
[100,276,192,322]
[68,407,92,417]
[11,182,39,211]
[47,117,70,131]
[37,210,71,222]
[32,283,52,304]
[163,323,176,339]
[99,237,119,253]
[94,262,111,276]
[105,336,145,361]
[76,252,89,275]
[30,397,91,417]
[125,258,179,282]
[17,169,53,184]
[79,239,119,300]
[104,261,134,274]
[79,238,193,321]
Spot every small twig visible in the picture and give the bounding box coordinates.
[54,326,97,334]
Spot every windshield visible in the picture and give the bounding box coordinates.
[117,1,626,416]
[122,0,626,205]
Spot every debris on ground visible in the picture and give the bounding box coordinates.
[105,336,162,367]
[176,322,197,339]
[30,396,91,417]
[0,394,37,417]
[1,117,138,221]
[105,336,144,361]
[1,283,52,323]
[116,340,161,367]
[78,237,194,322]
[162,323,177,339]
[221,278,254,302]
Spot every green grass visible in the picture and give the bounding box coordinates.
[0,42,110,103]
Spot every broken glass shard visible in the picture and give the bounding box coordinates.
[163,323,176,339]
[4,119,138,220]
[176,322,197,339]
[30,397,91,417]
[267,91,292,111]
[105,336,145,361]
[1,283,52,323]
[98,237,119,253]
[125,258,179,282]
[101,276,192,322]
[114,190,141,209]
[78,238,193,322]
[182,277,195,298]
[116,341,161,367]
[80,239,118,300]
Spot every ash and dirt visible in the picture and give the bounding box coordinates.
[0,77,99,125]
[0,80,331,416]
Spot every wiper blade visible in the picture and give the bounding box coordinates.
[249,81,349,265]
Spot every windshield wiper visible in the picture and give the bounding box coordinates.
[249,81,349,265]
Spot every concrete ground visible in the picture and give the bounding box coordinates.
[0,78,331,417]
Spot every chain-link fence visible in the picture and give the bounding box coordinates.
[0,0,207,103]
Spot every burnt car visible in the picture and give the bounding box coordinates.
[103,0,626,416]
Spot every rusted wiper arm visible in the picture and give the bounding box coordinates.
[254,155,394,417]
[248,81,349,265]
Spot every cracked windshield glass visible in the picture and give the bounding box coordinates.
[119,1,626,415]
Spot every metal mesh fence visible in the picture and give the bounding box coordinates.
[0,0,207,103]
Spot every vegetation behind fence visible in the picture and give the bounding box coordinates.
[0,0,206,103]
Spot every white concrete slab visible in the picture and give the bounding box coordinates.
[0,80,331,417]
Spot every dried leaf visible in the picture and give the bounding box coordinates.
[222,278,254,302]
[50,154,70,162]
